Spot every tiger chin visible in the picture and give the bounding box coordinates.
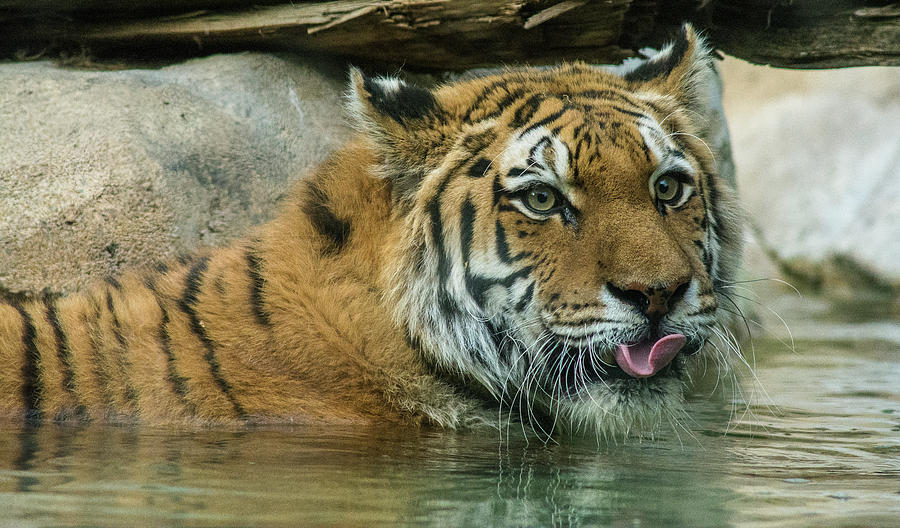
[0,25,742,441]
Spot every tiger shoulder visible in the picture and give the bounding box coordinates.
[0,24,743,440]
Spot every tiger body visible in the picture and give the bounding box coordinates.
[0,152,448,426]
[0,26,742,438]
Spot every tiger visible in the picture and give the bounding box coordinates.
[0,24,742,439]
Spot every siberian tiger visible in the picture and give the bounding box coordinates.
[0,25,742,439]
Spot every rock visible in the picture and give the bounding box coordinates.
[720,59,900,295]
[0,53,352,296]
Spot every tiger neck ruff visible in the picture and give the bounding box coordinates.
[0,25,742,439]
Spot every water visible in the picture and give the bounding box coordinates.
[1,291,897,527]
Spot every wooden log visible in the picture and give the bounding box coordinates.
[1,0,897,69]
[707,1,900,68]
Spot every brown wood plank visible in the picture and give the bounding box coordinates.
[1,0,897,69]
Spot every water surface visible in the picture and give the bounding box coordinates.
[1,291,897,527]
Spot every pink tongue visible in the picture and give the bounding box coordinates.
[614,334,687,378]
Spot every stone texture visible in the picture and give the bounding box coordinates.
[1,53,351,296]
[720,59,900,293]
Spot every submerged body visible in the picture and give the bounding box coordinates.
[0,26,742,438]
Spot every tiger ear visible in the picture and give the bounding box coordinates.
[621,23,717,113]
[347,68,439,129]
[346,68,446,203]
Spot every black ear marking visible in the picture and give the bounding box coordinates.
[361,74,437,123]
[623,25,691,83]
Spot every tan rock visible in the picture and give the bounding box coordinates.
[1,53,351,296]
[720,58,900,294]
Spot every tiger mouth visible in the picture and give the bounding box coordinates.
[546,334,704,390]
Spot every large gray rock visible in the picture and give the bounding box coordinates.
[1,53,351,295]
[721,60,900,293]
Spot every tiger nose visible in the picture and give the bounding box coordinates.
[605,280,691,318]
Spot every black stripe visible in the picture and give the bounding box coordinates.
[13,303,43,423]
[519,108,569,138]
[106,290,126,348]
[492,172,505,207]
[43,298,85,421]
[571,134,585,185]
[145,278,193,405]
[302,181,351,255]
[515,282,535,312]
[574,89,644,110]
[245,248,271,327]
[465,267,534,308]
[106,289,140,406]
[427,172,456,291]
[510,93,545,129]
[465,80,505,111]
[486,320,513,367]
[610,105,650,121]
[528,137,551,167]
[13,426,41,491]
[460,198,533,305]
[695,171,713,275]
[468,158,491,179]
[178,257,248,420]
[464,80,511,118]
[467,86,527,122]
[460,198,476,273]
[543,266,556,283]
[459,198,487,305]
[505,167,538,179]
[461,129,497,154]
[495,220,529,264]
[44,299,76,394]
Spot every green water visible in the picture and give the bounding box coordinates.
[1,292,897,527]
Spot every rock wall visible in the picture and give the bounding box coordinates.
[720,59,900,298]
[0,53,351,295]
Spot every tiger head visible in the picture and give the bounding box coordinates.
[349,25,742,438]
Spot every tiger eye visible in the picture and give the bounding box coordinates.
[655,175,680,202]
[526,185,557,212]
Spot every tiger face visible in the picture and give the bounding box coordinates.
[352,26,742,438]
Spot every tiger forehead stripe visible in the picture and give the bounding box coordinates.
[501,129,571,191]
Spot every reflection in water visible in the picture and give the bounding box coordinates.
[0,409,740,527]
[0,300,898,527]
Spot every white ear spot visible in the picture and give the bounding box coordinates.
[346,68,438,126]
[373,76,404,95]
